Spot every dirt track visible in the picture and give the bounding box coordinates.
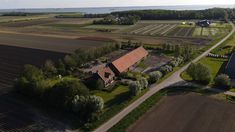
[128,93,235,132]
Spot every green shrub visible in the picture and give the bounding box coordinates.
[148,71,162,84]
[215,74,231,88]
[138,77,148,89]
[129,81,141,96]
[186,63,212,84]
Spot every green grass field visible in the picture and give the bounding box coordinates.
[93,85,129,106]
[181,57,228,83]
[0,14,54,23]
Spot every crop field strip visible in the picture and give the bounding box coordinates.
[129,23,178,36]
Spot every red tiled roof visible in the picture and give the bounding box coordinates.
[111,47,148,73]
[97,66,115,82]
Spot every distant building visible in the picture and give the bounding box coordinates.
[225,52,235,79]
[95,66,115,87]
[110,46,148,75]
[197,20,211,27]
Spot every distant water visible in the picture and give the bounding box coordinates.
[0,5,234,14]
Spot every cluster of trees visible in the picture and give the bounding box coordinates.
[15,65,104,122]
[111,8,233,20]
[162,43,194,62]
[186,63,212,84]
[60,43,121,75]
[93,15,140,25]
[15,43,122,122]
[148,57,184,84]
[129,77,148,96]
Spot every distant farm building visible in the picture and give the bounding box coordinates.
[225,52,235,79]
[197,20,211,27]
[110,46,148,75]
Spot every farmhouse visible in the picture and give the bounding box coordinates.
[95,66,115,87]
[225,52,235,79]
[110,46,148,75]
[197,20,211,27]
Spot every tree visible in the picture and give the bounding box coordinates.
[57,59,66,75]
[174,44,182,57]
[186,63,212,84]
[138,77,148,89]
[129,81,141,96]
[215,74,231,88]
[15,64,44,95]
[148,71,163,84]
[95,79,105,90]
[72,95,104,121]
[43,60,57,77]
[46,78,89,108]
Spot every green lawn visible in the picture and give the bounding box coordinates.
[181,57,228,84]
[93,85,129,106]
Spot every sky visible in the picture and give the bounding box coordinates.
[0,0,235,9]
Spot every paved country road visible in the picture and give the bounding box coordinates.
[94,22,235,132]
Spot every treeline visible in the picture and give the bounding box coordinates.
[93,15,140,25]
[1,12,44,16]
[110,8,234,20]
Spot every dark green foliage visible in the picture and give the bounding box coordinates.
[93,15,140,25]
[129,81,142,96]
[186,63,212,84]
[148,71,163,84]
[63,43,120,72]
[15,64,44,96]
[72,95,104,121]
[95,79,105,90]
[111,8,232,20]
[46,78,89,108]
[215,74,231,88]
[43,60,57,78]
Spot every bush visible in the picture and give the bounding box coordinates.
[215,74,231,88]
[45,78,89,108]
[129,81,141,96]
[186,63,212,84]
[15,64,44,96]
[43,60,57,77]
[160,65,173,75]
[72,95,104,121]
[138,77,148,89]
[95,79,105,90]
[148,71,162,84]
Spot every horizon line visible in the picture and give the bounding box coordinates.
[0,4,234,10]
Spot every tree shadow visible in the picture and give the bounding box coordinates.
[0,88,69,132]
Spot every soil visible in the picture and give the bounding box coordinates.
[128,93,235,132]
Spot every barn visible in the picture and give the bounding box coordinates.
[109,46,148,75]
[225,52,235,79]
